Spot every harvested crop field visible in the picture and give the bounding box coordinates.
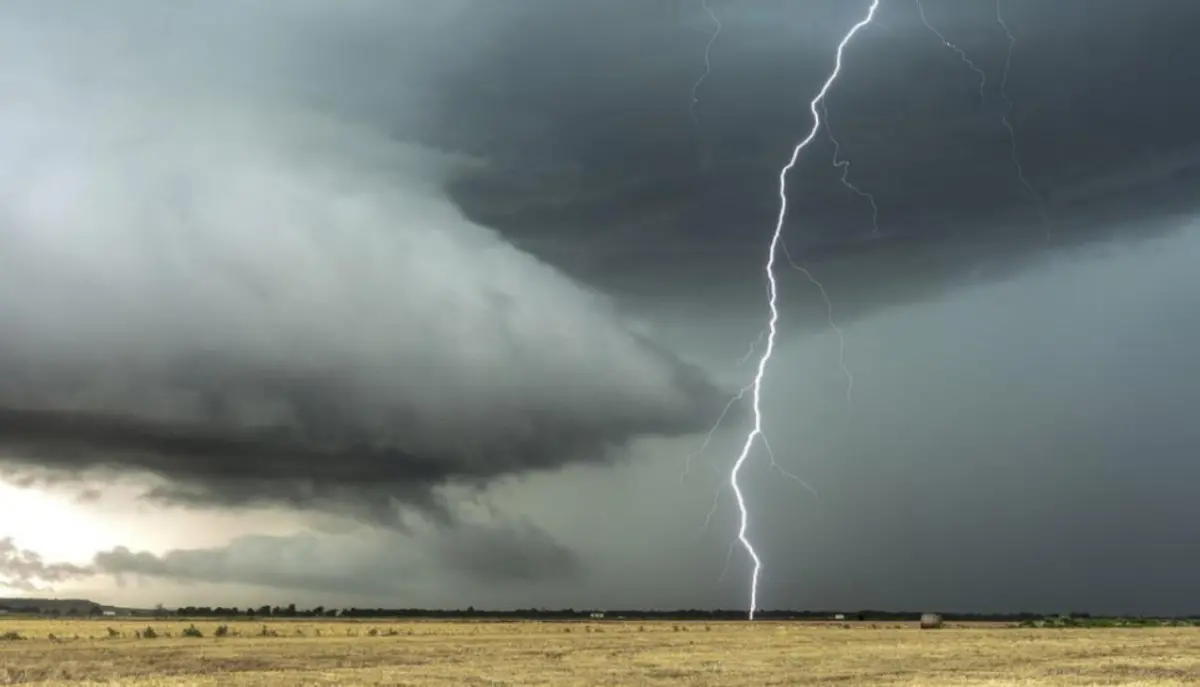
[1,618,1198,685]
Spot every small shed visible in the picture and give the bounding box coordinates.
[589,612,605,620]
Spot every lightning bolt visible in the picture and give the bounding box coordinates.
[689,0,723,130]
[736,328,767,367]
[689,380,822,532]
[995,0,1049,238]
[914,0,987,108]
[679,382,752,487]
[760,434,819,500]
[781,242,852,409]
[822,100,881,239]
[916,0,1048,239]
[728,0,880,620]
[678,0,743,494]
[714,436,820,590]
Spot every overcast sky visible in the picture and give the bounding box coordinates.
[1,0,1198,616]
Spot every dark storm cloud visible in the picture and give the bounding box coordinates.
[440,0,1200,321]
[0,537,93,592]
[0,0,735,516]
[0,344,722,521]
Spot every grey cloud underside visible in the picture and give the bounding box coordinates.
[0,340,723,479]
[439,0,1200,319]
[433,521,583,583]
[0,348,729,517]
[91,521,582,596]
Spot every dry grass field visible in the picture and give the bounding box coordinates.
[1,618,1198,686]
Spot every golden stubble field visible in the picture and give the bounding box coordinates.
[1,618,1198,686]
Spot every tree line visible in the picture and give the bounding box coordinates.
[8,602,1186,623]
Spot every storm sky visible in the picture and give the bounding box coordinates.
[1,0,1198,616]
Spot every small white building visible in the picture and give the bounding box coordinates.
[589,612,605,620]
[833,614,845,620]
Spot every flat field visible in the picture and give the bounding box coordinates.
[1,618,1198,686]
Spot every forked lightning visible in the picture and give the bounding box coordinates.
[690,0,723,129]
[914,0,988,107]
[916,0,1049,236]
[727,0,880,620]
[995,0,1049,235]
